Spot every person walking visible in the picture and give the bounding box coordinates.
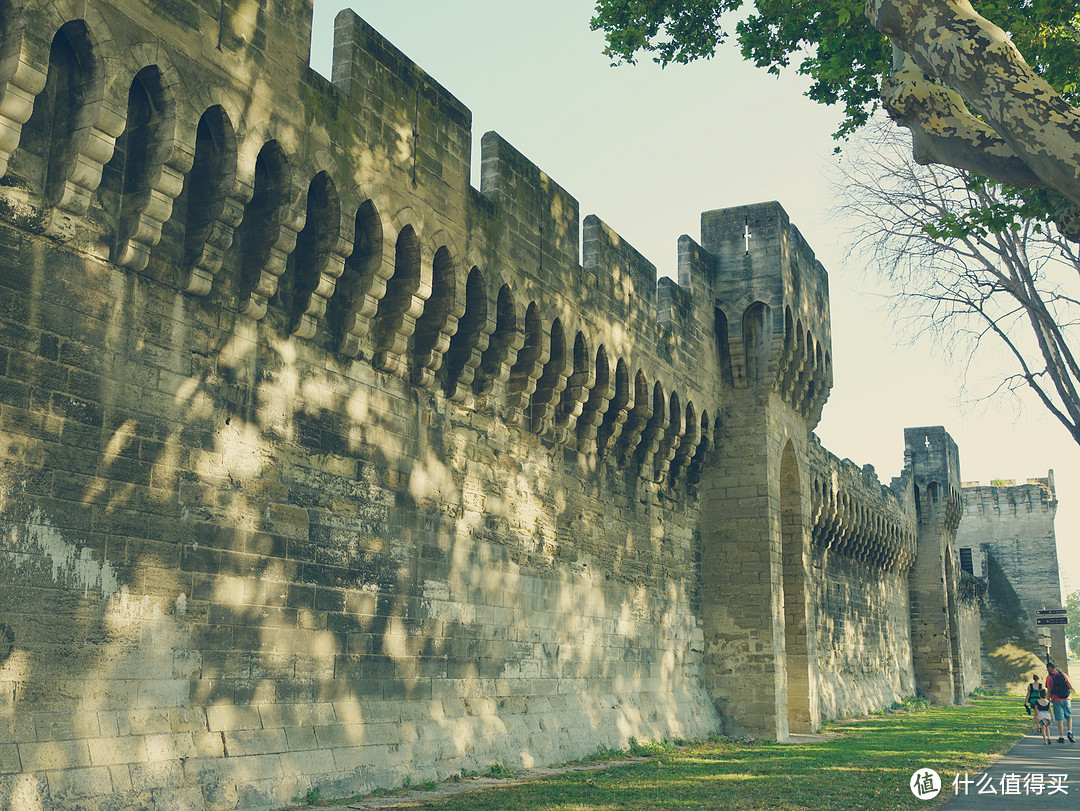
[1026,673,1042,729]
[1045,660,1074,744]
[1034,688,1053,744]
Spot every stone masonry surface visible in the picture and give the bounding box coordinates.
[0,2,989,809]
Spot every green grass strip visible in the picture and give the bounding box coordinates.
[399,696,1029,811]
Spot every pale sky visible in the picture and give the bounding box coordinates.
[309,1,1077,597]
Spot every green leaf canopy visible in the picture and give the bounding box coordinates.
[591,1,1080,141]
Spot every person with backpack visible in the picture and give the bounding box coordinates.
[1046,660,1074,744]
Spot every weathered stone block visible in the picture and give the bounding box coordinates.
[205,705,263,733]
[19,740,91,771]
[45,765,113,799]
[0,744,20,775]
[86,736,149,767]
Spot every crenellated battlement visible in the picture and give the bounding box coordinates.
[961,472,1057,516]
[807,437,918,571]
[700,203,833,427]
[0,1,739,479]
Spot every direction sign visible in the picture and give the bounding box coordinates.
[1037,617,1068,625]
[1036,609,1068,615]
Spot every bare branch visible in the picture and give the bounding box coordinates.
[834,123,1080,445]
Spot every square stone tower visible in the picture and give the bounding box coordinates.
[957,474,1065,684]
[905,427,968,704]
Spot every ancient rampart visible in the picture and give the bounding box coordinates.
[957,474,1064,687]
[0,3,977,809]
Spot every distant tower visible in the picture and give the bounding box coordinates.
[957,473,1065,682]
[905,427,967,704]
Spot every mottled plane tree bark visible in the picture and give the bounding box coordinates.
[867,1,1080,229]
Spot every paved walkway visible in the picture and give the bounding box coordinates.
[937,728,1080,809]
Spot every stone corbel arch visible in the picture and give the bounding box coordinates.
[685,408,712,485]
[617,367,653,469]
[595,355,630,458]
[792,331,818,415]
[336,191,394,358]
[653,387,686,483]
[633,379,669,478]
[796,341,822,416]
[234,127,304,321]
[778,311,803,401]
[289,157,353,340]
[552,325,594,445]
[443,257,496,404]
[788,324,809,405]
[505,300,549,425]
[21,4,125,238]
[373,207,430,375]
[176,87,254,296]
[529,315,569,436]
[0,1,47,178]
[474,279,523,400]
[106,41,184,271]
[576,342,614,454]
[806,351,833,430]
[411,227,465,388]
[668,398,699,485]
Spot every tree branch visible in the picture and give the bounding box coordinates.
[879,49,1045,189]
[866,0,1080,208]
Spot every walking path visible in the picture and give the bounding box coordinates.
[937,728,1080,809]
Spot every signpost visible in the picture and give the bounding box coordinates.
[1034,608,1067,667]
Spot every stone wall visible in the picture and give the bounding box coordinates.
[957,475,1065,687]
[0,166,718,810]
[810,550,915,719]
[0,2,978,809]
[805,443,917,720]
[959,600,983,693]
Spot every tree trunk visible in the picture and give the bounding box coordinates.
[866,0,1080,207]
